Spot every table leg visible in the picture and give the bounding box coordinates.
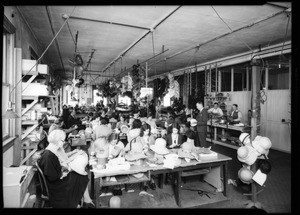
[214,127,217,140]
[91,171,94,199]
[95,177,100,208]
[222,162,228,197]
[174,171,182,207]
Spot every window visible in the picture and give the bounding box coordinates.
[220,67,231,92]
[2,26,15,140]
[233,63,248,91]
[210,69,217,92]
[266,55,290,90]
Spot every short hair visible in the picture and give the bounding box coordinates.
[214,102,219,105]
[132,119,142,129]
[185,129,196,140]
[233,104,238,108]
[196,101,204,106]
[172,122,180,130]
[47,129,66,145]
[101,118,108,125]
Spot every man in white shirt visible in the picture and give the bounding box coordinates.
[208,102,223,117]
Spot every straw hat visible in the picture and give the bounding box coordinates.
[150,138,170,155]
[252,137,272,155]
[238,167,254,184]
[68,152,88,175]
[237,145,259,165]
[120,125,129,134]
[163,153,181,166]
[190,119,197,127]
[239,133,250,145]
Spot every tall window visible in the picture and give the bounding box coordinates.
[266,55,290,90]
[233,63,248,91]
[220,67,231,92]
[2,22,15,140]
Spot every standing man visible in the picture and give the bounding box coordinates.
[196,101,209,147]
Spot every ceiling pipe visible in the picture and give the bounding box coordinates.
[45,6,66,74]
[67,15,151,31]
[101,6,181,74]
[148,7,291,69]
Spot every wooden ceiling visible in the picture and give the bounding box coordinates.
[17,3,291,84]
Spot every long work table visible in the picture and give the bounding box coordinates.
[91,152,232,208]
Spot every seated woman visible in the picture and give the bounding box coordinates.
[125,119,142,151]
[116,114,128,130]
[146,113,157,131]
[38,129,94,208]
[139,123,157,190]
[165,123,184,149]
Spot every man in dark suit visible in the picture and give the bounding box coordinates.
[196,101,210,147]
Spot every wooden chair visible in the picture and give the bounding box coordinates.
[35,161,51,208]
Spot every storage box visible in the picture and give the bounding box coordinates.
[22,83,49,96]
[22,59,37,74]
[37,64,49,75]
[199,151,218,160]
[3,166,34,208]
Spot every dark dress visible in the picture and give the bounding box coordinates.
[196,108,209,147]
[38,150,89,208]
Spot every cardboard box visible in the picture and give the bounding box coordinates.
[3,166,34,208]
[37,64,49,75]
[22,83,49,96]
[22,60,37,74]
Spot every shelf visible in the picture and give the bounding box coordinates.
[22,120,38,125]
[102,173,150,187]
[206,138,239,150]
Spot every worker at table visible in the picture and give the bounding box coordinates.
[208,102,223,117]
[228,104,242,124]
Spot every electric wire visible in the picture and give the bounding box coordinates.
[211,6,253,53]
[280,12,291,56]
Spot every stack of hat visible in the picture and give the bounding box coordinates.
[94,138,110,159]
[239,133,251,146]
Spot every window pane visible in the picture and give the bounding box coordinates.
[233,63,248,91]
[221,67,231,91]
[2,85,9,138]
[211,69,217,92]
[268,66,289,90]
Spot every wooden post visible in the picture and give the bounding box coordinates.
[250,58,262,206]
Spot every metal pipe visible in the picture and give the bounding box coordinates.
[68,15,151,31]
[148,8,289,70]
[101,6,181,74]
[45,6,66,74]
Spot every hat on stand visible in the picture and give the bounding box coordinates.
[238,167,254,184]
[252,136,272,157]
[150,138,170,155]
[237,145,259,165]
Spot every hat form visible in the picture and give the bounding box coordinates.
[69,152,88,175]
[238,167,254,184]
[150,138,169,155]
[252,137,272,155]
[94,138,110,158]
[120,125,129,134]
[237,145,259,166]
[163,153,181,168]
[239,133,250,145]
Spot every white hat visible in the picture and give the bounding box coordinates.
[69,152,88,175]
[97,125,113,138]
[252,136,272,155]
[120,125,129,134]
[150,138,169,155]
[163,153,181,168]
[238,167,254,184]
[190,119,197,127]
[239,133,250,145]
[237,145,259,165]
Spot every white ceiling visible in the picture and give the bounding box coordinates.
[17,4,291,84]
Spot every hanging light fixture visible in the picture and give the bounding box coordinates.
[2,7,76,119]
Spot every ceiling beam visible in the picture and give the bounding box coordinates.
[45,6,66,74]
[100,6,182,74]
